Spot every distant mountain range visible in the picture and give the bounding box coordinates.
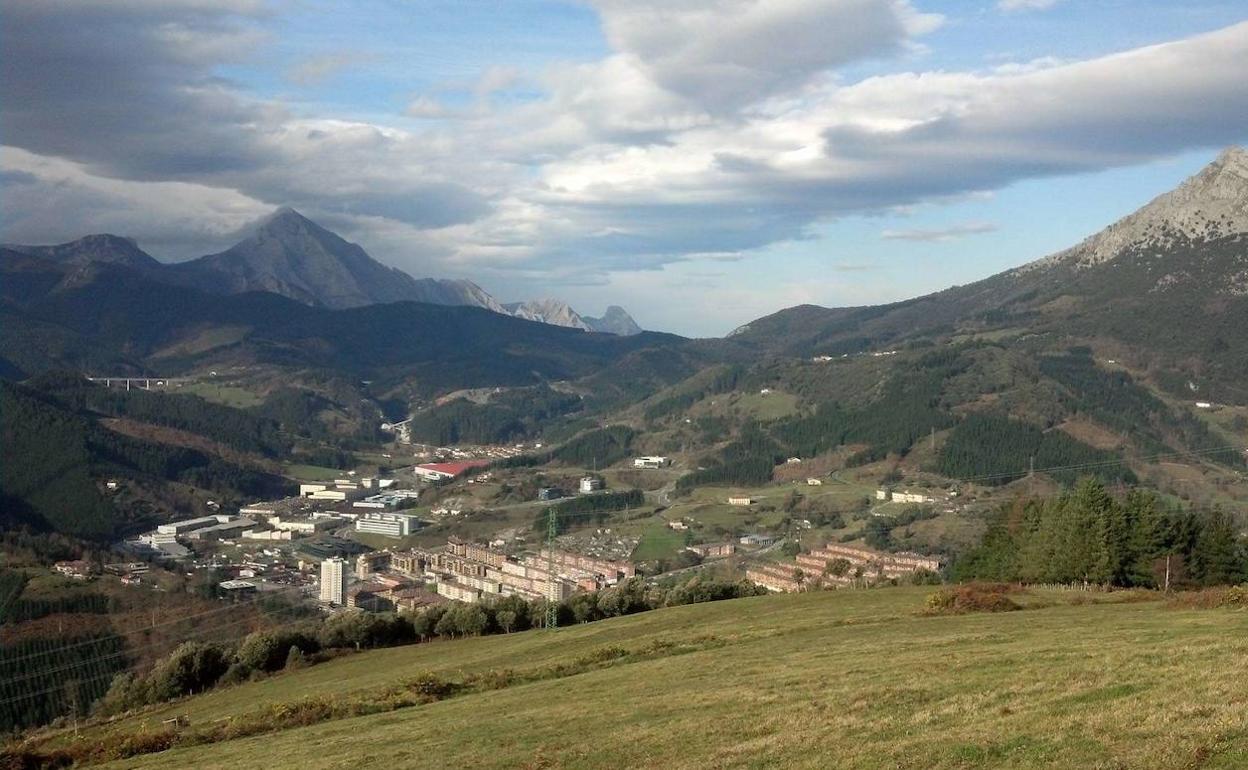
[3,208,641,335]
[2,147,1245,410]
[505,299,642,336]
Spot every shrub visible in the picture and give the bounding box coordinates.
[924,583,1022,614]
[404,672,458,700]
[1166,585,1248,609]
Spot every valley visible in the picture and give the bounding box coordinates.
[0,147,1246,768]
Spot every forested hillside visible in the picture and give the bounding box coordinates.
[0,380,290,539]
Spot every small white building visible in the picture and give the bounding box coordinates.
[633,456,670,469]
[806,478,823,486]
[728,496,753,506]
[579,476,603,494]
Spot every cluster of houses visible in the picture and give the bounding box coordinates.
[318,537,637,610]
[747,542,942,592]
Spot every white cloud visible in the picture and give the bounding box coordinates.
[881,222,998,242]
[998,0,1061,12]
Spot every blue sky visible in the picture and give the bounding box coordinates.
[2,0,1246,335]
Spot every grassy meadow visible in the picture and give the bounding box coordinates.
[29,586,1248,769]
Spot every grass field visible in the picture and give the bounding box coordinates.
[284,464,347,482]
[179,382,265,409]
[630,519,689,561]
[41,587,1248,769]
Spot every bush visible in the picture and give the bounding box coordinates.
[1166,585,1248,609]
[924,583,1022,615]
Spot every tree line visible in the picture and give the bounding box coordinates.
[937,412,1135,486]
[498,425,638,471]
[96,576,765,719]
[31,372,289,457]
[953,478,1246,587]
[406,385,584,446]
[535,489,646,536]
[1,379,292,540]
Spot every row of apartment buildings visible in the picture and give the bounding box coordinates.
[747,543,943,592]
[350,538,636,606]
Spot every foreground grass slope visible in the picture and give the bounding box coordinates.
[68,588,1248,769]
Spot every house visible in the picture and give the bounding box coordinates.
[727,496,753,506]
[54,560,94,580]
[687,542,735,558]
[538,487,565,501]
[739,533,777,547]
[579,476,603,494]
[785,457,802,465]
[633,456,670,469]
[667,520,689,531]
[891,491,933,505]
[806,478,823,486]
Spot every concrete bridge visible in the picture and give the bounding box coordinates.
[85,376,195,391]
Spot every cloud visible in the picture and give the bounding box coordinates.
[881,222,998,241]
[1,0,1247,322]
[0,1,491,232]
[998,0,1061,12]
[589,0,942,112]
[286,52,370,86]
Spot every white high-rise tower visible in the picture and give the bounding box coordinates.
[319,556,348,605]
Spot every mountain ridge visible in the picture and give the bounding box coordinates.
[2,209,643,335]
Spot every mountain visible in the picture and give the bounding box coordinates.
[504,298,591,331]
[585,305,643,336]
[2,208,643,334]
[730,147,1248,401]
[1028,145,1248,272]
[3,234,163,271]
[504,299,642,335]
[170,208,506,312]
[0,254,692,398]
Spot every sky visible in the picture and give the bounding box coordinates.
[1,0,1247,337]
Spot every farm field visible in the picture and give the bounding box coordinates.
[35,587,1248,770]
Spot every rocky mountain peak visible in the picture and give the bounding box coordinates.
[507,298,591,331]
[1025,146,1248,273]
[585,305,643,336]
[3,233,161,270]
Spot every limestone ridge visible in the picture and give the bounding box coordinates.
[1024,146,1248,272]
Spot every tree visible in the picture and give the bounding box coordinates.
[496,609,518,633]
[826,558,851,578]
[1192,508,1245,586]
[284,645,307,670]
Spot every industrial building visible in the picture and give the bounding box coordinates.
[184,517,256,541]
[354,511,422,538]
[413,460,490,483]
[352,489,422,509]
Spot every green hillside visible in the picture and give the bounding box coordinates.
[26,587,1248,769]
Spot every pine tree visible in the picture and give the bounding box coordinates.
[1192,508,1245,586]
